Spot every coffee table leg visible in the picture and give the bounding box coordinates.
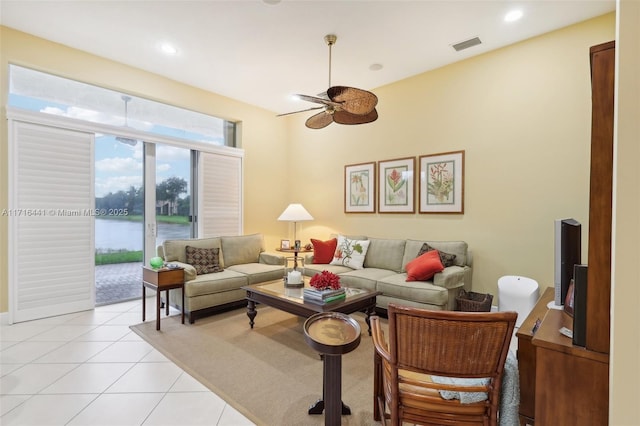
[246,300,257,329]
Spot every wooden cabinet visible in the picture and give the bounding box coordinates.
[586,40,615,354]
[517,289,609,425]
[532,309,609,425]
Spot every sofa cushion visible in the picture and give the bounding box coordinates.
[163,237,224,267]
[304,263,353,277]
[183,269,248,297]
[339,268,397,292]
[405,250,444,281]
[330,235,370,270]
[364,238,406,272]
[311,238,338,264]
[221,233,264,267]
[417,243,457,268]
[377,274,449,306]
[227,263,284,284]
[186,246,223,275]
[403,240,468,270]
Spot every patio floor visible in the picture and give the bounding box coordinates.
[95,261,143,306]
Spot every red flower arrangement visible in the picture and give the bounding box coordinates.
[309,270,341,290]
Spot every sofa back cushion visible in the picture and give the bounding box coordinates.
[364,238,406,272]
[402,240,468,270]
[163,237,224,267]
[221,233,264,267]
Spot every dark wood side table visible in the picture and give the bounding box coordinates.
[303,312,361,426]
[142,266,185,330]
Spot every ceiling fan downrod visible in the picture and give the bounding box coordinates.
[325,34,337,89]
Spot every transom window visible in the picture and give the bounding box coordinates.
[8,64,237,147]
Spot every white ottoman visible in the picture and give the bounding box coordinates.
[498,275,539,328]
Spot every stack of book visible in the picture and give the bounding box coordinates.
[303,287,346,304]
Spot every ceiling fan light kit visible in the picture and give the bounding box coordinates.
[280,34,379,129]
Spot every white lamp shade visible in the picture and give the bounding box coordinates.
[277,203,314,221]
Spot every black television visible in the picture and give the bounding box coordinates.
[550,218,582,309]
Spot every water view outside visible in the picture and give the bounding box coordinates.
[95,218,190,252]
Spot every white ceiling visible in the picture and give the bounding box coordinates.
[1,0,615,115]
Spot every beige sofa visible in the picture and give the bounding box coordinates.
[158,233,284,323]
[303,237,472,312]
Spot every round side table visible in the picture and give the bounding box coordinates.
[303,312,361,425]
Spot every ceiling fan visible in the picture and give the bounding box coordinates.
[279,34,378,129]
[115,95,138,146]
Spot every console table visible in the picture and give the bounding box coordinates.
[517,287,609,425]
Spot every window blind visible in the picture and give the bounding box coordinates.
[198,152,243,237]
[9,121,95,323]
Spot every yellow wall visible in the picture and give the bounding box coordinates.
[0,27,290,312]
[287,14,615,300]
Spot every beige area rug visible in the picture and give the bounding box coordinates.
[130,306,384,426]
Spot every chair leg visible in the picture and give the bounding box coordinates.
[377,396,389,426]
[373,351,383,422]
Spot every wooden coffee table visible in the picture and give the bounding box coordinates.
[241,279,381,335]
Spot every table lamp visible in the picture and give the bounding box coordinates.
[277,203,314,245]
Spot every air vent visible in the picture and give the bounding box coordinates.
[452,37,482,52]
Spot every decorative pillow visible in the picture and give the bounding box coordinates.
[405,250,444,281]
[418,243,457,268]
[330,235,370,270]
[311,238,338,264]
[185,246,224,275]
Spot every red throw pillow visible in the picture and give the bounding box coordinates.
[311,238,338,264]
[405,250,445,281]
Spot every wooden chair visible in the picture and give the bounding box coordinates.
[371,304,517,426]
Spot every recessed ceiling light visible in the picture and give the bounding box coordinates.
[263,0,281,4]
[504,10,523,22]
[159,43,178,56]
[369,63,383,71]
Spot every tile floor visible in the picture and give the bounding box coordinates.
[0,298,256,426]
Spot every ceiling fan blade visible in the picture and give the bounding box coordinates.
[305,111,334,129]
[276,106,323,117]
[294,94,341,108]
[333,108,378,126]
[327,86,378,115]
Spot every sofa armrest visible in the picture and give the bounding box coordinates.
[165,261,197,281]
[259,252,285,265]
[432,266,466,289]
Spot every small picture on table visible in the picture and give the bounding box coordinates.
[294,240,301,251]
[281,239,290,250]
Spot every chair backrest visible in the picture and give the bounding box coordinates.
[374,303,517,426]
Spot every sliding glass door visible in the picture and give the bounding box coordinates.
[154,143,193,249]
[94,133,144,305]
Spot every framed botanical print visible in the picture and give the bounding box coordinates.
[378,157,415,213]
[344,162,376,213]
[419,150,465,214]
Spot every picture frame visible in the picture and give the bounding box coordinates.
[378,157,415,213]
[344,162,376,213]
[280,239,290,250]
[564,279,575,317]
[419,150,465,214]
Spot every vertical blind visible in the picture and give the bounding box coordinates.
[9,121,95,323]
